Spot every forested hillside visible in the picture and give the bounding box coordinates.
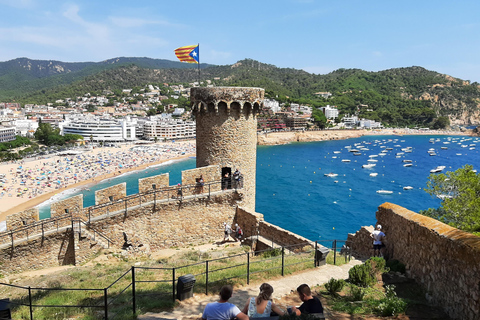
[2,58,480,127]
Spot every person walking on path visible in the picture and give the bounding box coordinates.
[202,285,249,320]
[371,224,386,257]
[234,223,243,242]
[223,222,232,242]
[241,283,285,318]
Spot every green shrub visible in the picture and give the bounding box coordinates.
[365,257,387,274]
[324,278,345,296]
[262,248,282,258]
[375,285,407,316]
[349,285,366,301]
[348,264,375,287]
[386,259,406,273]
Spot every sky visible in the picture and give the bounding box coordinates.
[1,0,479,83]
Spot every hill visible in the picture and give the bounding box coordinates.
[0,57,211,101]
[1,57,480,126]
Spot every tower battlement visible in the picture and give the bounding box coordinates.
[191,87,264,115]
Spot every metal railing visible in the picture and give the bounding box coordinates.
[0,178,240,248]
[0,239,351,320]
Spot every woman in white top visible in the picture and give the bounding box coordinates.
[241,283,285,318]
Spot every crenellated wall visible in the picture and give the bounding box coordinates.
[6,207,39,231]
[51,195,84,219]
[138,173,169,193]
[181,165,221,196]
[347,202,480,320]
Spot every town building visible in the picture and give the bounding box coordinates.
[0,126,16,142]
[320,105,339,119]
[142,115,195,140]
[60,117,137,142]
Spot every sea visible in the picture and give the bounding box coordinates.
[38,134,480,241]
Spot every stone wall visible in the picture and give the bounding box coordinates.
[234,206,313,248]
[138,173,169,193]
[181,165,221,196]
[85,191,242,251]
[347,202,480,320]
[95,182,127,205]
[51,194,84,219]
[6,208,39,230]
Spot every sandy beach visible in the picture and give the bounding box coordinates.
[0,140,195,222]
[0,128,471,224]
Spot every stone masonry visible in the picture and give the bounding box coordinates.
[138,173,169,193]
[347,202,480,320]
[6,208,39,230]
[50,194,84,219]
[191,87,264,211]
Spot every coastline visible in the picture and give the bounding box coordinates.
[0,128,472,222]
[256,128,470,145]
[0,141,195,222]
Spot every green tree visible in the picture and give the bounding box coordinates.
[311,108,327,129]
[421,165,480,234]
[432,116,450,129]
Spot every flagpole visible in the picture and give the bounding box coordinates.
[197,43,201,85]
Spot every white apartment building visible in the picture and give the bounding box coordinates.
[143,117,195,140]
[263,99,281,113]
[320,105,339,119]
[60,117,137,142]
[13,119,39,137]
[0,126,16,142]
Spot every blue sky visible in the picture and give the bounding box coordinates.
[1,0,479,82]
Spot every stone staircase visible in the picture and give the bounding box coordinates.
[72,224,110,249]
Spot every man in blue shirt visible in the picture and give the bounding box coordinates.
[202,285,249,320]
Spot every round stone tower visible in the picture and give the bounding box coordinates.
[191,87,264,211]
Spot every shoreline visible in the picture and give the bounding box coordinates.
[0,140,195,222]
[0,128,473,222]
[256,128,471,145]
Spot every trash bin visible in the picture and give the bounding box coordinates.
[315,246,330,266]
[176,274,196,301]
[0,298,11,320]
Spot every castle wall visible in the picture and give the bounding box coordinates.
[6,208,39,231]
[181,165,221,196]
[81,191,242,251]
[93,183,127,216]
[347,202,480,320]
[234,206,313,248]
[138,173,169,194]
[51,195,84,219]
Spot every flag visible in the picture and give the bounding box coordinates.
[174,45,199,64]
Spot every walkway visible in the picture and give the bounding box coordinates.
[138,259,362,320]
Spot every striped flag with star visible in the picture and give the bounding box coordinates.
[174,44,199,64]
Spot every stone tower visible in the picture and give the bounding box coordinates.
[191,87,264,211]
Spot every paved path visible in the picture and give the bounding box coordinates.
[138,259,363,320]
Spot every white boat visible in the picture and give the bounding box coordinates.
[341,159,351,163]
[403,160,412,163]
[377,190,393,194]
[369,155,378,158]
[362,163,376,168]
[403,163,413,167]
[324,173,338,177]
[367,159,378,162]
[334,151,341,154]
[370,173,378,177]
[430,166,446,173]
[403,186,414,190]
[353,152,362,156]
[441,147,448,150]
[332,156,337,158]
[349,149,360,153]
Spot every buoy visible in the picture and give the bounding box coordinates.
[310,181,312,183]
[333,227,335,230]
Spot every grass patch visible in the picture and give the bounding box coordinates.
[3,245,319,320]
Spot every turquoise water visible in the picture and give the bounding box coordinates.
[39,135,480,241]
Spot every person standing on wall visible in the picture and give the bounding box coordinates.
[371,224,386,257]
[234,223,243,242]
[223,222,232,242]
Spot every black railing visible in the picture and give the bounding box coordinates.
[0,239,351,319]
[0,178,238,248]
